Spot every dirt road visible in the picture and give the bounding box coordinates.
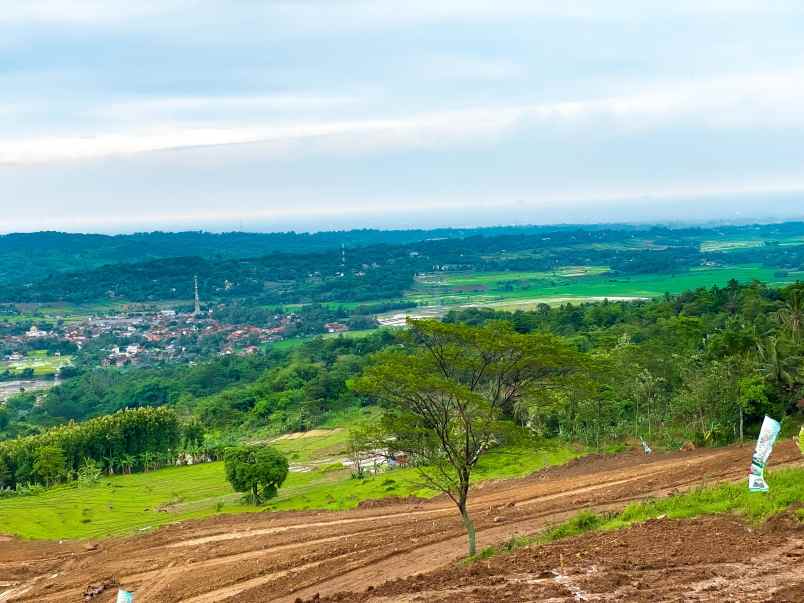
[1,441,801,603]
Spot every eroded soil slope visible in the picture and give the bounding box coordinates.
[1,440,801,603]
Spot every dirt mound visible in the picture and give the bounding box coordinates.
[764,508,804,535]
[312,516,803,602]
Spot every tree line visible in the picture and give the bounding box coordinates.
[443,281,803,448]
[0,407,198,490]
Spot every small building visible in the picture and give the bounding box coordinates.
[324,322,349,334]
[25,325,48,338]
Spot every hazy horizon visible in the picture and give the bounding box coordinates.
[1,194,803,236]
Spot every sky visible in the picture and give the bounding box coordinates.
[3,1,804,233]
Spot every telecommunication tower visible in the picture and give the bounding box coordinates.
[193,275,201,316]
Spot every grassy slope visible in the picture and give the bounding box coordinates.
[0,463,247,540]
[0,429,581,540]
[263,444,581,513]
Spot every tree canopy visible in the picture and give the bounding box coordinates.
[224,445,289,504]
[353,319,581,555]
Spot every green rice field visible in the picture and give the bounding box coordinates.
[407,264,803,309]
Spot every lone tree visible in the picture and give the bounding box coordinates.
[353,319,579,556]
[224,445,289,504]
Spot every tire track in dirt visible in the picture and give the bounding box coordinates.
[244,452,804,603]
[222,448,804,603]
[25,530,396,603]
[309,513,804,602]
[3,441,800,603]
[180,557,338,603]
[165,448,738,552]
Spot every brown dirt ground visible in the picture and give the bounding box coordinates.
[313,516,804,602]
[0,440,801,603]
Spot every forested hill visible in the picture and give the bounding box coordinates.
[0,225,630,285]
[1,225,804,304]
[3,281,801,451]
[1,221,804,287]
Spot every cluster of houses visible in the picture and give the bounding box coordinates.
[96,312,292,366]
[3,308,300,370]
[0,325,54,349]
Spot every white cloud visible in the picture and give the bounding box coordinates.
[5,68,804,165]
[0,107,524,164]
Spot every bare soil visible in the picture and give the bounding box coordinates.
[315,516,804,602]
[1,440,801,603]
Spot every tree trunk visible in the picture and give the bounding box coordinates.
[739,406,744,442]
[460,505,477,557]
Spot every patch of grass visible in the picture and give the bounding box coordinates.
[256,408,382,464]
[0,462,251,540]
[3,354,72,376]
[541,510,605,541]
[269,429,351,464]
[611,466,804,525]
[264,442,583,513]
[473,467,804,561]
[0,427,582,541]
[263,328,390,352]
[471,444,581,483]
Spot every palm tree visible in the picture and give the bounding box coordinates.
[777,289,803,343]
[102,454,116,475]
[756,336,800,391]
[121,454,135,475]
[140,451,154,473]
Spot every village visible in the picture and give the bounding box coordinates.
[0,306,329,377]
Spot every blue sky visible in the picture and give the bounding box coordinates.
[3,1,804,233]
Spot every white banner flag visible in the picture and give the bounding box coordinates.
[748,416,781,493]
